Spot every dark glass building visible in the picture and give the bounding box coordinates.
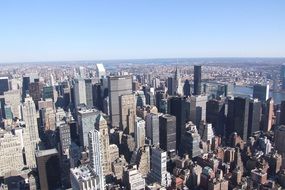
[0,77,9,95]
[253,84,269,102]
[159,114,176,152]
[281,64,285,90]
[226,97,249,141]
[206,99,226,137]
[248,99,262,136]
[194,65,202,95]
[183,79,191,97]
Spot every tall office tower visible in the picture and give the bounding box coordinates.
[135,117,146,149]
[0,131,24,177]
[136,91,146,108]
[146,91,155,106]
[95,114,111,175]
[148,147,171,187]
[194,65,202,95]
[22,76,30,101]
[248,99,262,136]
[281,64,285,90]
[3,89,21,118]
[42,86,53,100]
[96,63,106,79]
[109,144,120,163]
[174,67,183,95]
[275,125,285,154]
[21,95,40,168]
[70,165,100,190]
[123,165,145,190]
[167,77,175,95]
[156,90,167,112]
[183,79,191,97]
[226,97,249,141]
[168,97,191,150]
[88,130,106,190]
[0,77,9,95]
[253,84,269,102]
[182,122,202,158]
[159,114,176,152]
[120,94,136,134]
[145,113,159,145]
[77,108,99,148]
[190,95,207,125]
[29,80,44,109]
[280,100,285,125]
[73,78,87,107]
[198,122,215,144]
[35,149,61,190]
[108,75,132,128]
[136,146,151,177]
[79,66,87,78]
[40,107,56,131]
[206,99,226,137]
[262,98,274,131]
[85,79,93,108]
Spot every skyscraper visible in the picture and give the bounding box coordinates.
[206,99,226,137]
[119,94,136,134]
[253,84,269,102]
[0,77,9,95]
[96,63,106,79]
[145,113,160,145]
[73,79,87,107]
[159,114,176,152]
[85,79,93,108]
[108,75,132,128]
[226,97,249,141]
[281,64,285,90]
[167,77,175,96]
[190,95,207,125]
[88,129,106,190]
[182,122,202,158]
[174,67,183,95]
[183,79,191,97]
[248,99,262,136]
[94,114,111,175]
[135,117,146,149]
[21,95,40,168]
[262,98,274,131]
[194,65,202,95]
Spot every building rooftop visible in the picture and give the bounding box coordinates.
[70,165,98,182]
[35,148,58,157]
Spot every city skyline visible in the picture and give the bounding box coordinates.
[1,0,285,63]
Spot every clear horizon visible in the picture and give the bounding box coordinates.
[1,0,285,62]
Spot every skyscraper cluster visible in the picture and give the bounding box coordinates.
[0,62,285,190]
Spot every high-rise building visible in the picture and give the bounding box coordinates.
[253,84,269,102]
[148,147,171,187]
[35,149,61,190]
[174,67,183,95]
[73,79,87,107]
[194,65,202,95]
[119,94,136,134]
[182,122,202,158]
[77,108,100,148]
[3,89,21,119]
[0,130,24,177]
[248,99,262,136]
[145,113,159,145]
[262,98,274,131]
[95,114,111,175]
[88,130,106,190]
[70,165,100,190]
[190,95,207,125]
[29,80,44,109]
[206,99,226,137]
[183,79,191,97]
[168,97,190,150]
[0,77,9,95]
[21,95,40,168]
[226,97,249,141]
[281,64,285,90]
[159,114,176,152]
[167,77,175,96]
[136,146,151,177]
[198,122,215,144]
[22,76,30,101]
[85,79,93,108]
[135,117,146,150]
[108,75,132,128]
[123,165,145,190]
[280,100,285,125]
[96,63,106,79]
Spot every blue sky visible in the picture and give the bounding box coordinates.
[0,0,284,62]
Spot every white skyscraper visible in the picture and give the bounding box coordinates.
[73,79,87,107]
[96,63,106,79]
[135,117,145,150]
[21,95,40,168]
[88,130,106,190]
